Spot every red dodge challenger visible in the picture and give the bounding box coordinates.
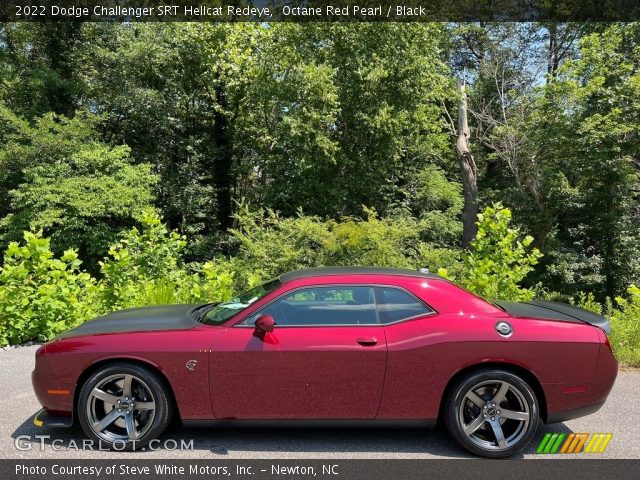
[32,267,617,457]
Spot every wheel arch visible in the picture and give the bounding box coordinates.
[438,361,548,423]
[73,357,180,424]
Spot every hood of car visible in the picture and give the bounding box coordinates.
[54,304,202,340]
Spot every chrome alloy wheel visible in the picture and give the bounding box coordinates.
[458,379,531,451]
[86,373,156,443]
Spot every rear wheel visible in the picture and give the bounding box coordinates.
[444,369,539,458]
[78,363,172,450]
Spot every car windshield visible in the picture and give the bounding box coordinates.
[199,279,282,326]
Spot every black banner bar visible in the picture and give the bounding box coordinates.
[3,459,640,480]
[2,1,640,22]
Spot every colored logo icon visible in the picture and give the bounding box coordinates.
[536,433,613,454]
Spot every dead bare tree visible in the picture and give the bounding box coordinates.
[471,57,552,248]
[455,78,478,249]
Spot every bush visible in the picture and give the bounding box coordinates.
[228,205,332,283]
[571,291,611,316]
[99,209,187,310]
[610,285,640,366]
[0,232,99,346]
[460,204,542,301]
[0,112,157,269]
[99,209,238,309]
[176,261,237,304]
[229,203,460,284]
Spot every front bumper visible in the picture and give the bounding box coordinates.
[32,347,74,415]
[33,408,73,428]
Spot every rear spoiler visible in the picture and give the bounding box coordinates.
[493,299,611,335]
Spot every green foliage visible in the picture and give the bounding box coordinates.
[229,204,459,286]
[461,204,542,301]
[412,165,464,215]
[0,24,83,119]
[404,165,464,246]
[0,232,98,347]
[323,209,423,269]
[0,112,158,268]
[100,209,187,310]
[1,208,640,368]
[571,292,608,316]
[99,209,238,310]
[176,261,236,305]
[511,24,640,300]
[610,286,640,366]
[234,23,455,218]
[228,205,331,283]
[2,23,640,364]
[68,23,455,239]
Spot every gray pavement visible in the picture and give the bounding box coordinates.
[1,345,638,459]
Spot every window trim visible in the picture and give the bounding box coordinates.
[232,283,437,328]
[373,286,437,325]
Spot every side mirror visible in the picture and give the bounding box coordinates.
[254,314,275,334]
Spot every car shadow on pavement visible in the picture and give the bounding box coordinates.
[12,411,573,458]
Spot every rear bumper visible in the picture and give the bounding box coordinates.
[543,338,617,424]
[546,401,605,424]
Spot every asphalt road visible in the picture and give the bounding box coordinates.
[1,345,638,459]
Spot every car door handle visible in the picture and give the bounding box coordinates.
[357,337,378,346]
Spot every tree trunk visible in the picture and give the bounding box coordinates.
[603,180,617,299]
[547,24,559,77]
[43,24,81,116]
[456,78,478,249]
[212,83,233,231]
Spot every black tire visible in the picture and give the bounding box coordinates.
[78,362,172,451]
[444,369,539,458]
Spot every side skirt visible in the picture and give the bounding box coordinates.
[181,419,437,429]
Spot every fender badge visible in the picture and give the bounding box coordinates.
[185,359,198,371]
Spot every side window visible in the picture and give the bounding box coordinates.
[374,287,433,324]
[242,286,378,326]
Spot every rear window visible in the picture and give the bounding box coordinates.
[374,287,433,324]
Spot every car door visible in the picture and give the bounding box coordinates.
[210,285,387,419]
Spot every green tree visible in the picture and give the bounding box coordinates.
[0,112,157,267]
[99,209,237,309]
[0,23,84,119]
[229,203,461,287]
[533,24,640,299]
[237,23,454,218]
[76,23,455,259]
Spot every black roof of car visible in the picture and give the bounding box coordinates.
[279,267,442,283]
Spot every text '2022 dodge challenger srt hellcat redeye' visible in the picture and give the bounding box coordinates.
[31,267,617,457]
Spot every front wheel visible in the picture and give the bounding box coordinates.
[444,369,539,458]
[78,363,172,450]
